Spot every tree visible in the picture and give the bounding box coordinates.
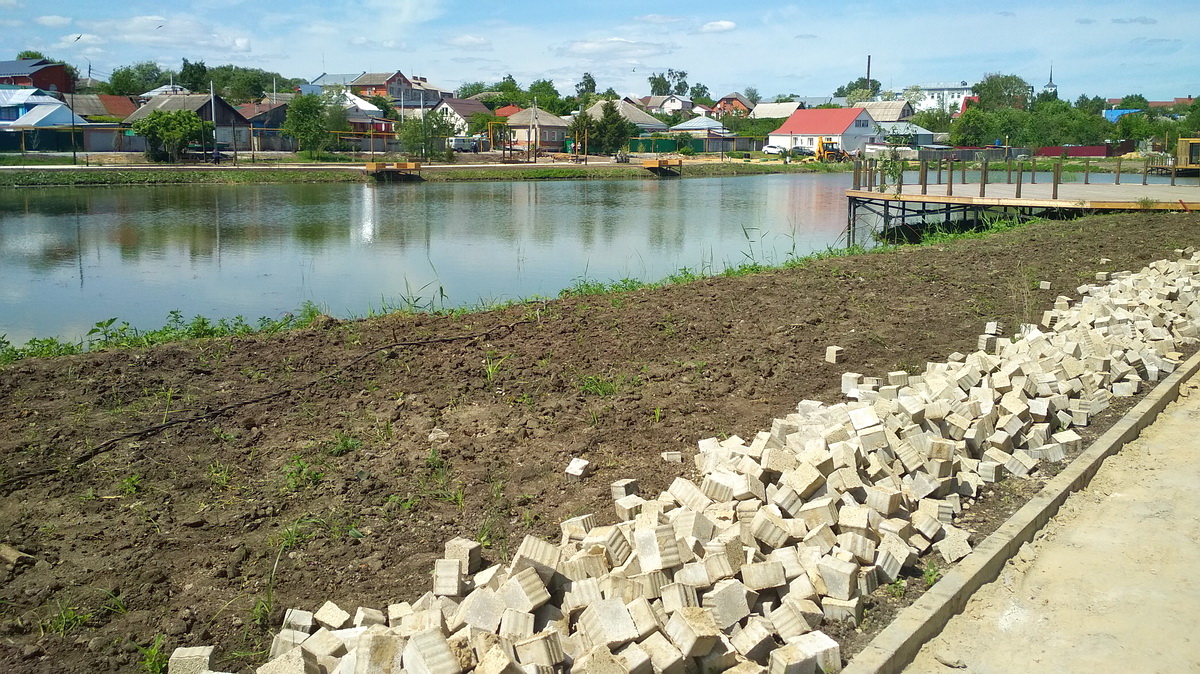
[576,73,597,97]
[16,50,46,60]
[131,109,211,162]
[648,69,687,97]
[902,85,924,106]
[909,108,953,133]
[281,93,331,157]
[567,110,598,153]
[103,61,172,96]
[1115,112,1154,141]
[457,81,489,98]
[689,83,713,105]
[1118,94,1149,111]
[949,107,990,146]
[178,59,208,92]
[1074,94,1107,115]
[972,73,1031,111]
[467,111,498,135]
[834,77,881,98]
[595,101,636,154]
[744,86,760,105]
[1181,101,1200,137]
[846,88,872,106]
[369,95,396,120]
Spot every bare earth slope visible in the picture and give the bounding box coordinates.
[2,212,1198,673]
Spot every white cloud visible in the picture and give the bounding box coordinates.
[1075,17,1096,24]
[446,35,492,51]
[0,0,22,7]
[699,20,736,33]
[79,14,253,56]
[35,15,72,27]
[0,19,22,27]
[52,33,104,49]
[556,37,674,59]
[1112,16,1157,24]
[795,34,818,40]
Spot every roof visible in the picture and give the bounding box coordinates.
[141,84,190,97]
[494,104,523,117]
[0,88,61,107]
[466,90,502,101]
[433,97,491,120]
[670,116,729,133]
[310,73,365,87]
[69,94,138,118]
[583,99,667,130]
[748,101,801,119]
[124,94,248,123]
[854,101,912,122]
[506,108,569,128]
[794,97,847,108]
[236,101,287,120]
[717,92,753,108]
[4,103,87,128]
[643,95,691,108]
[771,108,871,136]
[351,72,400,87]
[0,58,56,77]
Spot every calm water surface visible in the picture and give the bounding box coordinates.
[0,174,852,344]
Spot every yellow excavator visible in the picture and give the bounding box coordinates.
[815,138,850,162]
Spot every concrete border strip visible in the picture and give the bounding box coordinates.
[844,348,1200,674]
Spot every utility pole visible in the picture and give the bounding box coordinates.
[866,55,872,99]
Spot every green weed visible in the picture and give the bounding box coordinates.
[41,602,91,637]
[208,461,232,488]
[136,634,169,674]
[119,474,142,497]
[283,455,323,491]
[325,431,362,457]
[923,561,942,588]
[483,351,511,386]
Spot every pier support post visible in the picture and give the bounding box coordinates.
[1052,162,1061,200]
[960,159,966,185]
[1116,158,1122,185]
[946,160,954,196]
[1006,161,1012,184]
[1142,160,1148,186]
[1031,157,1037,184]
[1084,158,1090,185]
[920,161,928,195]
[1171,164,1177,186]
[936,158,943,185]
[1015,163,1023,198]
[979,159,988,197]
[853,160,861,190]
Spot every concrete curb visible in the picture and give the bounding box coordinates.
[844,348,1200,674]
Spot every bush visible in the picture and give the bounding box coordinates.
[679,146,695,156]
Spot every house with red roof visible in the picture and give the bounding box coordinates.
[494,104,523,118]
[768,107,878,154]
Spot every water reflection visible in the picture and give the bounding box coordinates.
[0,174,851,343]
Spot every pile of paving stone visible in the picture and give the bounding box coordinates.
[170,252,1200,674]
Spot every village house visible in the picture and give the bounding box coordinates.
[505,108,570,151]
[748,101,801,120]
[767,107,878,154]
[0,58,73,93]
[713,92,753,116]
[854,100,913,123]
[68,94,138,122]
[125,93,250,148]
[640,94,692,116]
[582,99,667,133]
[429,98,492,135]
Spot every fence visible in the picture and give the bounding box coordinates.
[626,136,765,154]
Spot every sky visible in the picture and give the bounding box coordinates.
[1,0,1195,103]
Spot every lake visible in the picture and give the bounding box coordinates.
[0,173,853,344]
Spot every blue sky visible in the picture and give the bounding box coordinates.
[2,0,1195,102]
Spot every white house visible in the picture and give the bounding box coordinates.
[641,95,692,115]
[913,81,973,112]
[429,97,492,135]
[767,107,878,154]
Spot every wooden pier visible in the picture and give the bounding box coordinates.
[364,162,423,180]
[642,158,683,176]
[847,159,1200,246]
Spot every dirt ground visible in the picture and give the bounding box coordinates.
[905,382,1200,674]
[2,211,1199,673]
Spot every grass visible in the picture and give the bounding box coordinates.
[923,561,942,588]
[324,431,362,457]
[136,634,169,674]
[119,474,142,497]
[40,602,91,637]
[282,455,323,491]
[578,373,636,397]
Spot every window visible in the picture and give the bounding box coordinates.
[855,119,869,128]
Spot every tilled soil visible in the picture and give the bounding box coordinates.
[1,211,1197,673]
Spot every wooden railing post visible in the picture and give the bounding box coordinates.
[1015,162,1023,198]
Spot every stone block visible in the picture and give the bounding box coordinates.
[579,599,640,649]
[825,346,845,364]
[283,608,316,634]
[302,628,348,659]
[353,629,405,674]
[783,631,841,673]
[562,514,598,544]
[168,646,214,674]
[445,536,483,574]
[513,631,565,667]
[433,558,466,597]
[632,524,683,572]
[510,535,560,584]
[402,628,461,674]
[567,457,593,477]
[616,642,655,674]
[768,642,818,674]
[702,578,753,629]
[257,646,320,674]
[638,631,686,674]
[816,556,858,601]
[498,609,535,641]
[822,596,864,625]
[314,601,352,631]
[668,477,714,512]
[933,525,972,564]
[270,628,310,659]
[660,582,699,614]
[475,644,524,674]
[741,560,786,591]
[664,606,721,658]
[731,617,777,664]
[611,478,640,500]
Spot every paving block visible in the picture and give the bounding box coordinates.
[314,601,352,630]
[578,598,640,649]
[668,477,714,512]
[626,597,663,640]
[301,628,348,659]
[821,596,863,626]
[168,645,214,674]
[1005,449,1039,477]
[816,556,858,601]
[475,644,524,674]
[499,608,535,641]
[638,631,686,674]
[633,524,683,572]
[445,536,483,574]
[825,346,845,364]
[403,628,463,674]
[768,641,819,674]
[731,617,776,665]
[510,535,561,584]
[282,608,316,634]
[433,558,466,597]
[584,525,632,567]
[574,644,626,674]
[783,631,842,673]
[702,578,753,629]
[698,634,741,673]
[834,532,876,565]
[841,372,863,395]
[664,606,721,658]
[451,587,505,633]
[257,646,320,674]
[660,582,699,614]
[567,457,593,477]
[513,630,566,667]
[562,514,599,544]
[933,525,973,563]
[741,560,786,591]
[270,628,310,659]
[353,628,405,674]
[499,567,552,613]
[616,642,655,674]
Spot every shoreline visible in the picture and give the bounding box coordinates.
[0,158,848,187]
